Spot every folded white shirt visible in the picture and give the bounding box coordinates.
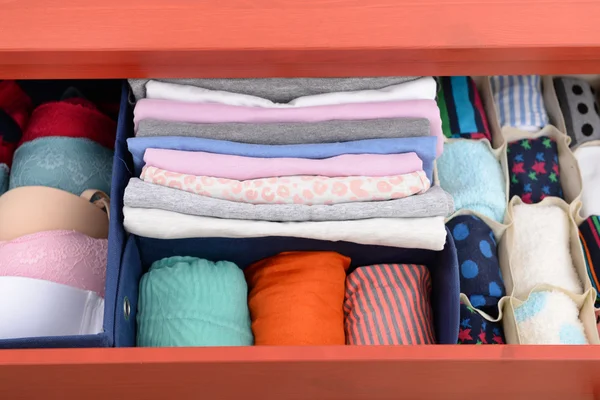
[0,277,104,339]
[145,77,437,108]
[123,206,447,250]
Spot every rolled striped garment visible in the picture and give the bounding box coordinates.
[490,75,549,132]
[344,263,435,345]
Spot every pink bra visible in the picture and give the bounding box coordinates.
[0,230,107,297]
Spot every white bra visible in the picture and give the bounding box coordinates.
[0,277,104,339]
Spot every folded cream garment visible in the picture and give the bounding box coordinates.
[123,207,447,250]
[141,166,430,205]
[124,178,455,222]
[133,99,444,156]
[142,151,423,180]
[129,77,418,102]
[144,77,437,107]
[0,277,104,339]
[0,186,110,241]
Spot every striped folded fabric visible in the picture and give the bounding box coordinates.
[344,263,435,345]
[437,76,491,140]
[579,215,600,307]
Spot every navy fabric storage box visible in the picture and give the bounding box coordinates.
[113,83,461,347]
[0,80,123,349]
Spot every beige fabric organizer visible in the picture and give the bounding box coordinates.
[448,76,598,344]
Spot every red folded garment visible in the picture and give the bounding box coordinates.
[20,98,117,149]
[0,81,32,165]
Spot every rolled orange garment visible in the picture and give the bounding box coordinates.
[245,251,350,345]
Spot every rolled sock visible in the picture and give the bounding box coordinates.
[446,215,505,317]
[553,77,600,148]
[511,204,583,297]
[490,75,548,131]
[458,302,505,344]
[245,252,349,345]
[124,178,455,222]
[144,77,437,106]
[514,291,588,345]
[507,137,563,204]
[575,146,600,218]
[437,76,491,140]
[136,118,431,143]
[141,166,431,206]
[129,76,418,102]
[0,163,7,195]
[137,256,253,347]
[578,215,600,307]
[344,263,435,345]
[143,151,423,180]
[437,141,506,222]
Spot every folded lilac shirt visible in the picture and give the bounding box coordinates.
[143,151,423,180]
[133,99,444,156]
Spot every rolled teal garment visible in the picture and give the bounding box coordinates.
[437,141,506,222]
[137,256,253,347]
[0,164,8,195]
[9,137,113,195]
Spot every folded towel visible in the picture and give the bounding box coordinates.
[490,75,549,131]
[511,204,583,297]
[133,99,444,156]
[136,117,430,143]
[344,263,435,345]
[458,302,505,344]
[554,77,600,148]
[514,291,588,344]
[137,256,253,347]
[143,151,423,180]
[578,215,600,307]
[245,252,349,345]
[437,76,491,140]
[129,77,418,102]
[446,215,505,316]
[129,136,437,180]
[145,77,437,106]
[575,146,600,218]
[437,140,506,222]
[123,207,447,250]
[124,178,455,222]
[141,166,430,206]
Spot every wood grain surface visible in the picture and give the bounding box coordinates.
[1,0,600,78]
[0,346,599,399]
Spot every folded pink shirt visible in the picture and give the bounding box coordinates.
[133,99,444,156]
[143,150,423,180]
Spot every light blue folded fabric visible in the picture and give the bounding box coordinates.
[0,164,8,195]
[137,256,253,347]
[127,136,438,181]
[9,137,114,195]
[437,141,506,222]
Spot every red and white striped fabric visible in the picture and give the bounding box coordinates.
[344,263,435,345]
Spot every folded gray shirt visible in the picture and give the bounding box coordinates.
[129,77,418,103]
[136,118,430,144]
[124,178,454,222]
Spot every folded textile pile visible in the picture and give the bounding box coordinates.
[124,77,452,250]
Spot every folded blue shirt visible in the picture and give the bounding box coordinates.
[127,136,437,181]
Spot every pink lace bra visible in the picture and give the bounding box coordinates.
[0,230,107,297]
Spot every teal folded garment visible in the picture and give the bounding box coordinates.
[0,163,8,195]
[438,141,506,222]
[9,137,113,195]
[137,256,253,347]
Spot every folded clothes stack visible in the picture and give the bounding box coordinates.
[127,77,457,346]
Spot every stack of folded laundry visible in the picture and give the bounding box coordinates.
[124,77,453,250]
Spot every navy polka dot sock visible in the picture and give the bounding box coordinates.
[447,215,506,317]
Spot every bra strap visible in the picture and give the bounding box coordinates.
[80,189,111,220]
